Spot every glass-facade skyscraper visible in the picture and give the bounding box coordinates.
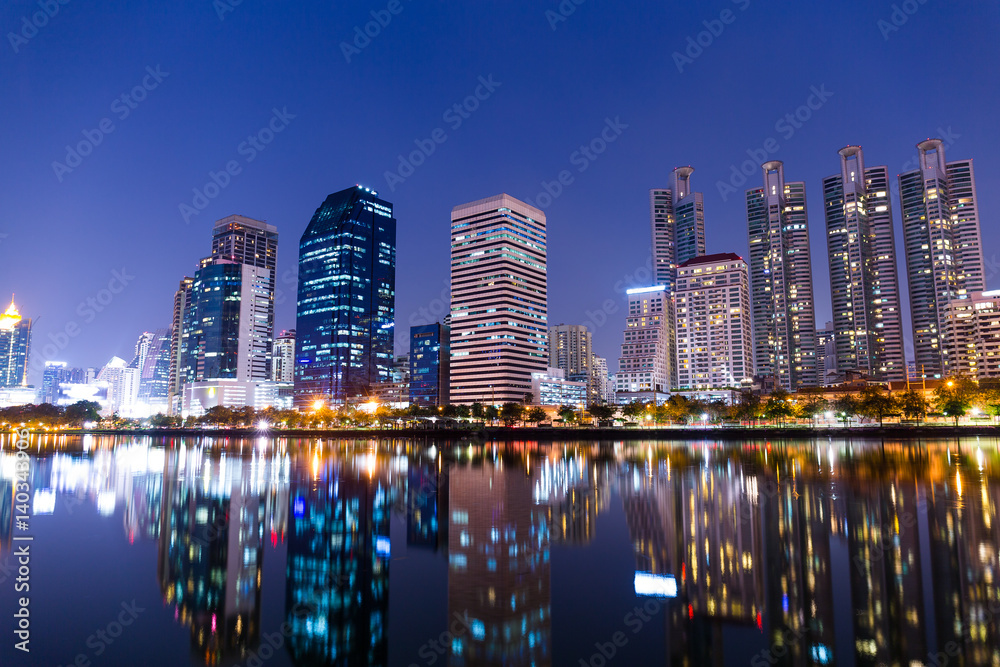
[0,300,31,388]
[746,161,818,390]
[409,323,449,407]
[294,186,396,407]
[822,146,906,382]
[899,139,985,379]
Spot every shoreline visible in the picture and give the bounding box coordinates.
[24,423,1000,441]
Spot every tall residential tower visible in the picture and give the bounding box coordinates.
[822,146,905,382]
[899,139,985,378]
[449,194,548,405]
[746,161,818,390]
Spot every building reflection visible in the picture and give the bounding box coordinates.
[447,461,551,666]
[157,448,282,665]
[284,454,392,666]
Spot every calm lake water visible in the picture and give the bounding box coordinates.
[0,433,998,666]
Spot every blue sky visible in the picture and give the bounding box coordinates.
[2,0,998,382]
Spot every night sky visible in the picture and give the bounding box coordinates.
[3,0,998,384]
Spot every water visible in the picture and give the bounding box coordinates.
[0,434,998,666]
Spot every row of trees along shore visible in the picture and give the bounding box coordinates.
[2,378,996,429]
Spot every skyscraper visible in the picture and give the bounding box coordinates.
[409,323,450,407]
[822,146,905,382]
[168,277,193,414]
[899,139,985,378]
[132,329,171,412]
[0,300,31,388]
[211,214,278,270]
[614,286,670,402]
[746,161,819,390]
[295,186,396,407]
[674,253,753,390]
[449,194,547,405]
[651,167,707,389]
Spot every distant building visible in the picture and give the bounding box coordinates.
[295,186,396,407]
[746,161,819,390]
[615,286,670,402]
[272,330,296,383]
[530,368,588,407]
[449,194,548,404]
[410,323,450,407]
[651,166,708,388]
[816,322,838,386]
[548,324,604,405]
[97,356,140,416]
[0,300,31,388]
[39,361,85,404]
[674,253,752,390]
[941,291,1000,380]
[899,139,985,378]
[131,329,171,414]
[168,277,193,414]
[592,356,612,404]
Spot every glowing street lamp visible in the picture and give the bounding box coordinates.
[313,400,325,412]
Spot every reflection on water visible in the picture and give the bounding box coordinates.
[1,436,1000,666]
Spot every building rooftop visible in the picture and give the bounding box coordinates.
[677,252,744,268]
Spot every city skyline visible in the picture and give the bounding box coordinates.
[4,2,997,384]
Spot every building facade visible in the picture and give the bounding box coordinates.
[410,323,450,407]
[899,139,985,378]
[816,322,838,386]
[822,146,906,382]
[272,329,296,383]
[674,253,753,390]
[548,324,601,405]
[530,368,588,407]
[449,194,548,404]
[295,186,396,407]
[941,291,1000,380]
[168,277,193,414]
[615,286,670,402]
[0,300,31,388]
[745,161,819,390]
[651,167,707,389]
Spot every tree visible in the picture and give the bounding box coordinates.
[897,390,927,422]
[798,397,829,425]
[833,395,860,426]
[483,405,499,425]
[935,377,977,425]
[859,385,897,427]
[500,403,525,426]
[201,405,234,427]
[621,401,646,423]
[62,401,101,426]
[557,405,578,424]
[734,391,762,425]
[587,404,615,422]
[764,390,794,426]
[470,403,485,420]
[522,393,535,405]
[526,407,548,425]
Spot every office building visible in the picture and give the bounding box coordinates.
[179,256,275,415]
[899,139,985,378]
[131,329,171,413]
[674,253,752,390]
[530,367,588,407]
[615,286,670,402]
[592,355,612,404]
[211,214,278,270]
[941,290,1000,380]
[97,356,140,415]
[746,161,819,390]
[410,323,450,407]
[0,299,31,388]
[651,167,707,388]
[39,361,85,404]
[272,329,296,383]
[822,146,906,382]
[449,194,548,404]
[295,186,396,407]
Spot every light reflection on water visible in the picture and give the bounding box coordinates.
[0,434,999,666]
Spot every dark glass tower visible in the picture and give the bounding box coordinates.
[409,323,449,407]
[0,300,31,388]
[295,186,396,407]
